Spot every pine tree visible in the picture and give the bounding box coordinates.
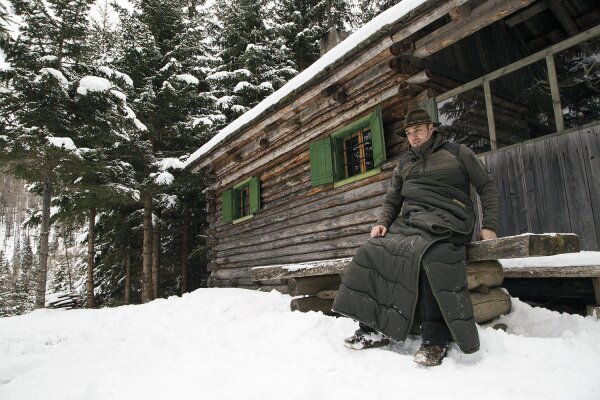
[356,0,401,25]
[0,251,14,316]
[275,0,354,71]
[210,0,298,119]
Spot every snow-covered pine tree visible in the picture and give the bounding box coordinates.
[356,0,401,25]
[0,250,14,316]
[275,0,355,71]
[210,0,298,120]
[0,0,96,308]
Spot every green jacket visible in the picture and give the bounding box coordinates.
[376,131,499,233]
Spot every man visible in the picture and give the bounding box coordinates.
[331,108,499,367]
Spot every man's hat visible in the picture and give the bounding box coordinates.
[396,108,441,136]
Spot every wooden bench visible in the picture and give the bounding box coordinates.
[250,233,595,321]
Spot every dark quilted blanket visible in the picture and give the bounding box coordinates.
[331,177,480,354]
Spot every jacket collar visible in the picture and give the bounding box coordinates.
[408,131,446,161]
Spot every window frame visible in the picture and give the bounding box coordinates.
[309,105,386,188]
[222,176,261,224]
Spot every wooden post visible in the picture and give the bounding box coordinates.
[546,54,565,132]
[483,80,497,150]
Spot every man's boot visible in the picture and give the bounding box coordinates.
[412,344,448,366]
[344,328,389,350]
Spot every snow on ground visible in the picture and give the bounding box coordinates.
[1,289,599,400]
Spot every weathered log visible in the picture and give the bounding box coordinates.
[449,4,471,21]
[503,265,600,279]
[288,274,342,296]
[390,41,415,56]
[290,297,335,315]
[467,260,504,289]
[289,288,510,322]
[251,258,353,281]
[250,256,506,286]
[316,290,338,300]
[467,234,580,261]
[413,0,536,58]
[471,288,511,323]
[388,56,422,76]
[398,82,426,97]
[258,284,290,294]
[259,138,270,148]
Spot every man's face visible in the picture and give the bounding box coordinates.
[405,123,434,148]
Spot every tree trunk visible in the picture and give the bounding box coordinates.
[35,174,52,309]
[63,236,73,292]
[124,243,131,305]
[86,205,96,308]
[12,237,20,287]
[142,194,154,303]
[180,205,190,295]
[152,219,160,299]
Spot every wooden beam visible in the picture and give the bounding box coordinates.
[503,265,600,278]
[413,0,537,59]
[449,4,471,22]
[546,0,579,36]
[505,1,549,27]
[468,233,580,261]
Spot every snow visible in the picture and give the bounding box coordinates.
[500,251,600,269]
[77,76,112,95]
[45,137,77,150]
[184,0,429,168]
[152,171,174,185]
[98,66,134,87]
[175,73,199,85]
[192,117,213,127]
[39,55,58,62]
[110,89,127,101]
[1,289,599,400]
[37,68,69,88]
[155,158,185,171]
[233,80,253,93]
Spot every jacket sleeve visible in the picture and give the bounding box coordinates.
[375,164,404,228]
[459,145,500,232]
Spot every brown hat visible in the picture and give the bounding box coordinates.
[396,108,440,136]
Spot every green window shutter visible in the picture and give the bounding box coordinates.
[369,106,386,167]
[222,189,233,222]
[249,176,261,214]
[309,137,335,186]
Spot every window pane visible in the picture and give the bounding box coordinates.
[362,128,374,171]
[490,60,555,148]
[437,87,491,154]
[554,35,600,129]
[238,186,250,217]
[344,134,361,178]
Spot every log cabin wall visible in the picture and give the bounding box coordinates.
[198,0,600,288]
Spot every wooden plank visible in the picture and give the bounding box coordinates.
[467,233,580,261]
[578,126,600,250]
[505,147,529,234]
[503,265,600,278]
[518,142,544,233]
[288,275,342,296]
[556,131,598,250]
[251,256,505,290]
[534,135,572,235]
[251,258,353,281]
[413,0,536,59]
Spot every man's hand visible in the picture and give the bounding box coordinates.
[480,229,497,240]
[371,225,388,238]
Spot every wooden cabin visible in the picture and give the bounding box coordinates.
[186,0,600,292]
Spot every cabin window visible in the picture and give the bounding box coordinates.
[222,176,261,223]
[309,106,385,187]
[434,28,600,153]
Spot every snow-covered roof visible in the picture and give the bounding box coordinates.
[184,0,432,169]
